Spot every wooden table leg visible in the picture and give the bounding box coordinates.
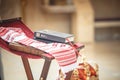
[21,56,34,80]
[40,59,52,80]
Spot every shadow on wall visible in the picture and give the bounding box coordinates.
[95,27,120,41]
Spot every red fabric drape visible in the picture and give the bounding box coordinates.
[0,19,41,59]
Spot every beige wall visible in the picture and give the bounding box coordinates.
[72,0,94,43]
[24,0,71,33]
[1,0,120,19]
[0,0,71,33]
[0,0,119,41]
[91,0,120,19]
[0,0,120,30]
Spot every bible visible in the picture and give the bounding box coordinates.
[34,30,74,43]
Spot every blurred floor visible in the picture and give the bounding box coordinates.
[78,40,120,80]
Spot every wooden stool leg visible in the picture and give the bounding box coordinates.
[40,59,51,80]
[21,56,34,80]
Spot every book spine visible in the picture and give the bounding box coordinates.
[34,32,66,43]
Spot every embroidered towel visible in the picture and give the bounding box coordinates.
[0,27,77,74]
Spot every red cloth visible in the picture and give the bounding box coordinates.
[0,26,77,73]
[0,19,84,75]
[0,19,49,59]
[0,19,83,60]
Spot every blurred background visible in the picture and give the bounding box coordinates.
[0,0,120,80]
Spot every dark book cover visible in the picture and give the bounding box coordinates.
[34,37,74,44]
[34,30,74,43]
[34,37,56,43]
